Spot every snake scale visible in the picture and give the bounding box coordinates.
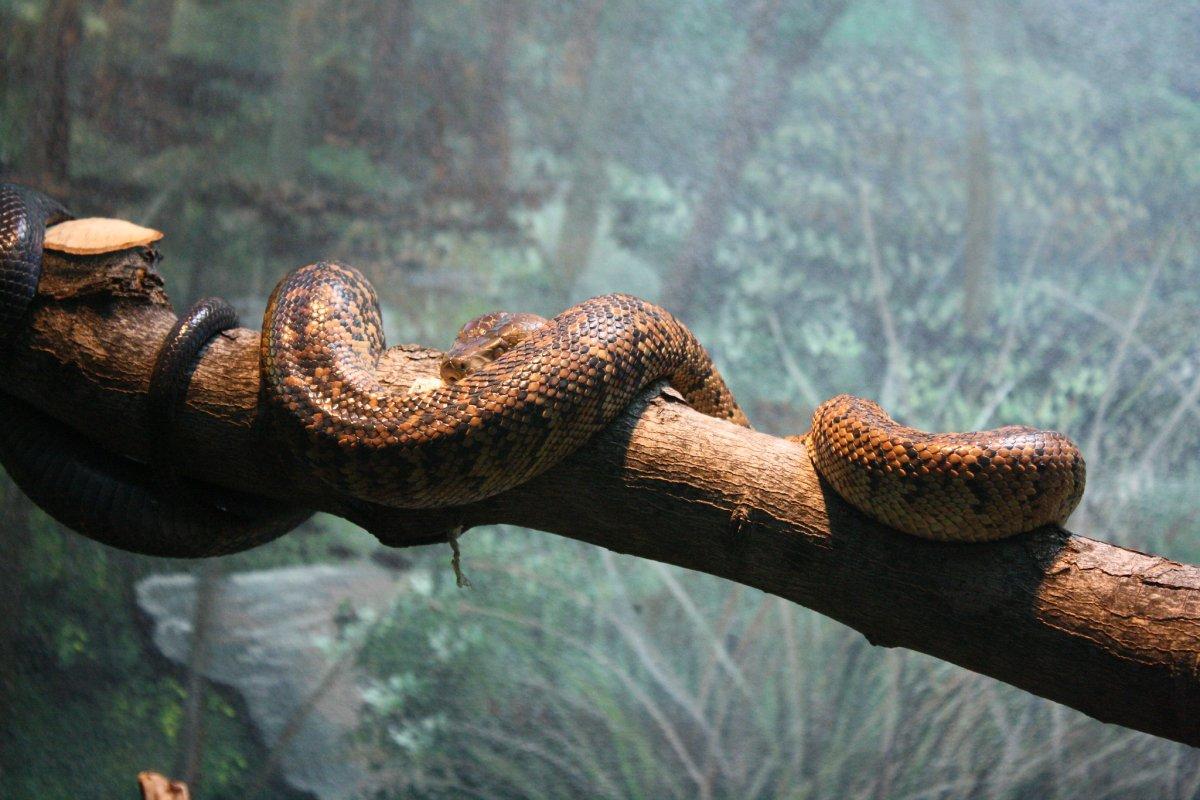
[2,182,1085,550]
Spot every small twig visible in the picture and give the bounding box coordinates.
[448,526,472,588]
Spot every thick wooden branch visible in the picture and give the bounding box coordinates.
[3,247,1199,747]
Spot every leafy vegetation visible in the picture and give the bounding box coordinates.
[2,0,1198,797]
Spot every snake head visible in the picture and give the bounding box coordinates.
[441,311,547,383]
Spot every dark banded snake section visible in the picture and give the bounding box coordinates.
[0,183,309,557]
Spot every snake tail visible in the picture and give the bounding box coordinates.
[146,297,242,471]
[144,295,314,547]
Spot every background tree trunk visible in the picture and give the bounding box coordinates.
[366,0,415,157]
[175,561,220,791]
[945,0,996,332]
[29,0,81,180]
[474,0,515,214]
[0,485,32,739]
[663,0,848,318]
[552,0,609,303]
[270,0,323,178]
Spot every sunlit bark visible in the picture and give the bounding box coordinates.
[138,771,190,800]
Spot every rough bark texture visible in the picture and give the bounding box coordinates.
[3,246,1200,747]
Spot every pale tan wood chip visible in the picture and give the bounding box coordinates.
[45,217,164,255]
[137,771,191,800]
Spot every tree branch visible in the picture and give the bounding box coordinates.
[3,246,1199,747]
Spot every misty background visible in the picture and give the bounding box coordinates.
[2,0,1199,797]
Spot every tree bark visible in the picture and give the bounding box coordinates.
[2,246,1200,747]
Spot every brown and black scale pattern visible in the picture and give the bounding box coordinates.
[263,262,1086,540]
[806,395,1085,541]
[262,262,749,508]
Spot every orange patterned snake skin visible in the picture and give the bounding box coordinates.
[805,396,1084,540]
[262,262,1085,540]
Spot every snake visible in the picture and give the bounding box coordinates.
[0,182,309,557]
[262,261,1085,540]
[1,183,1086,546]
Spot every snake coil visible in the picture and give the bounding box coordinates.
[0,182,309,557]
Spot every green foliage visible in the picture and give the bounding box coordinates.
[2,0,1199,797]
[0,500,305,799]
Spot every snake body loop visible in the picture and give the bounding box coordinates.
[146,297,242,468]
[0,392,303,557]
[264,261,1085,540]
[806,395,1085,540]
[262,261,748,508]
[145,296,313,551]
[0,182,307,556]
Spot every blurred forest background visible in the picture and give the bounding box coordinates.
[2,0,1199,797]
